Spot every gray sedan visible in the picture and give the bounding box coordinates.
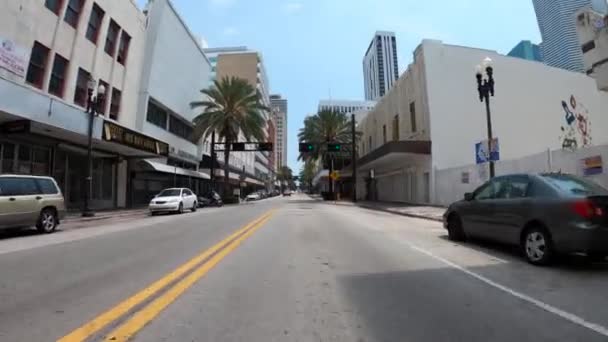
[443,173,608,265]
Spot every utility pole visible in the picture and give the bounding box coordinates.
[351,113,357,203]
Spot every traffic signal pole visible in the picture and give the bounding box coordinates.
[351,113,357,203]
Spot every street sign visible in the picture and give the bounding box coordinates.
[329,171,340,181]
[475,138,499,164]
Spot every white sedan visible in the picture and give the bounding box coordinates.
[149,188,198,215]
[246,192,261,201]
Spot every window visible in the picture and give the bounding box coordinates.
[147,101,168,128]
[105,20,120,56]
[36,179,59,194]
[26,42,50,89]
[48,54,68,97]
[541,174,608,196]
[45,0,63,15]
[495,176,529,199]
[31,147,50,175]
[110,88,121,120]
[117,31,131,65]
[97,80,108,114]
[170,115,194,140]
[74,68,90,107]
[368,136,372,151]
[64,0,83,28]
[392,114,399,140]
[0,177,40,196]
[86,3,105,44]
[582,41,596,54]
[473,181,497,200]
[17,145,31,174]
[382,125,387,144]
[409,101,417,132]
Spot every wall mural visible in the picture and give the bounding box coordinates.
[559,95,592,150]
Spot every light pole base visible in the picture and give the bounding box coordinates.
[82,210,96,218]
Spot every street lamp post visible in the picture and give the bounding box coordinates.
[82,78,106,217]
[475,57,496,179]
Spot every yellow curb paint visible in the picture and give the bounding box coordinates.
[58,210,274,342]
[104,212,274,341]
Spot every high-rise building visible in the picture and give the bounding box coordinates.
[533,0,608,72]
[203,47,272,183]
[507,40,543,62]
[270,94,288,169]
[363,31,400,101]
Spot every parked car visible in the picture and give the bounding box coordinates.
[246,192,261,201]
[198,191,223,207]
[0,175,66,233]
[444,173,608,265]
[149,188,197,215]
[283,190,292,196]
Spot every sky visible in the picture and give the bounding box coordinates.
[137,0,542,172]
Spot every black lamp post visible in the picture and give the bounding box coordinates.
[475,57,496,179]
[82,77,106,217]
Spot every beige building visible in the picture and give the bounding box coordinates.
[576,8,608,91]
[0,0,167,209]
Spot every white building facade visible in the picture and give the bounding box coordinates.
[318,100,376,115]
[355,40,608,206]
[0,0,169,210]
[363,31,400,101]
[131,0,212,206]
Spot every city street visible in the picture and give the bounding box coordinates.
[1,195,608,341]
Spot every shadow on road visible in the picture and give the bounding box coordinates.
[0,228,42,240]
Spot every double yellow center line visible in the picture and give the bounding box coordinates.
[58,210,275,342]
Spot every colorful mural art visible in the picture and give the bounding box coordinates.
[559,95,592,151]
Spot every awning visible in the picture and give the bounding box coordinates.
[139,160,210,179]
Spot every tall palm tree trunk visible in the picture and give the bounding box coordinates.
[223,143,231,199]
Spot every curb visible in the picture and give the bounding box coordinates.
[358,204,443,222]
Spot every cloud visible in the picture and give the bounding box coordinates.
[222,27,240,36]
[283,2,303,14]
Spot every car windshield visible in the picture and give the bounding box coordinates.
[158,189,181,197]
[541,174,608,196]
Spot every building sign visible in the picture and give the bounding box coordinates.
[475,138,500,164]
[0,37,28,77]
[0,120,30,134]
[582,155,603,176]
[103,121,169,156]
[461,172,470,184]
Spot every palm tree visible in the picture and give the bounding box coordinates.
[277,166,293,192]
[191,76,268,197]
[299,160,316,192]
[298,109,360,193]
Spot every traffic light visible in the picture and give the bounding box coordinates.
[232,142,245,151]
[299,143,314,153]
[327,143,342,152]
[258,142,273,151]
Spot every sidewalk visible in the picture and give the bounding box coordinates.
[334,200,446,222]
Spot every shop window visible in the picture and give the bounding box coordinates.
[74,68,90,107]
[105,20,120,56]
[1,143,15,173]
[64,0,83,28]
[45,0,64,15]
[32,147,50,175]
[17,145,31,174]
[26,42,50,89]
[85,3,105,44]
[110,87,121,120]
[117,31,131,65]
[49,53,68,98]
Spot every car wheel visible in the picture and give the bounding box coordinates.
[191,202,197,212]
[36,208,57,234]
[522,226,554,266]
[177,202,184,214]
[150,212,158,216]
[447,215,466,242]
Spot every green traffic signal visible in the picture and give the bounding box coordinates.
[299,143,314,152]
[327,143,341,152]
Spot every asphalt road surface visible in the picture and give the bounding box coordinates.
[2,194,608,341]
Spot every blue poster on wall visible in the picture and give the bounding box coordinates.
[475,138,499,164]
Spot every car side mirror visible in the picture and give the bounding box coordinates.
[464,192,474,201]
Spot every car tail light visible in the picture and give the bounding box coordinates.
[571,200,604,219]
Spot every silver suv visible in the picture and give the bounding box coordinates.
[0,175,66,233]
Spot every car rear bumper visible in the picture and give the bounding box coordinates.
[555,225,608,254]
[149,203,180,212]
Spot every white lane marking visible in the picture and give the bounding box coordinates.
[408,244,608,338]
